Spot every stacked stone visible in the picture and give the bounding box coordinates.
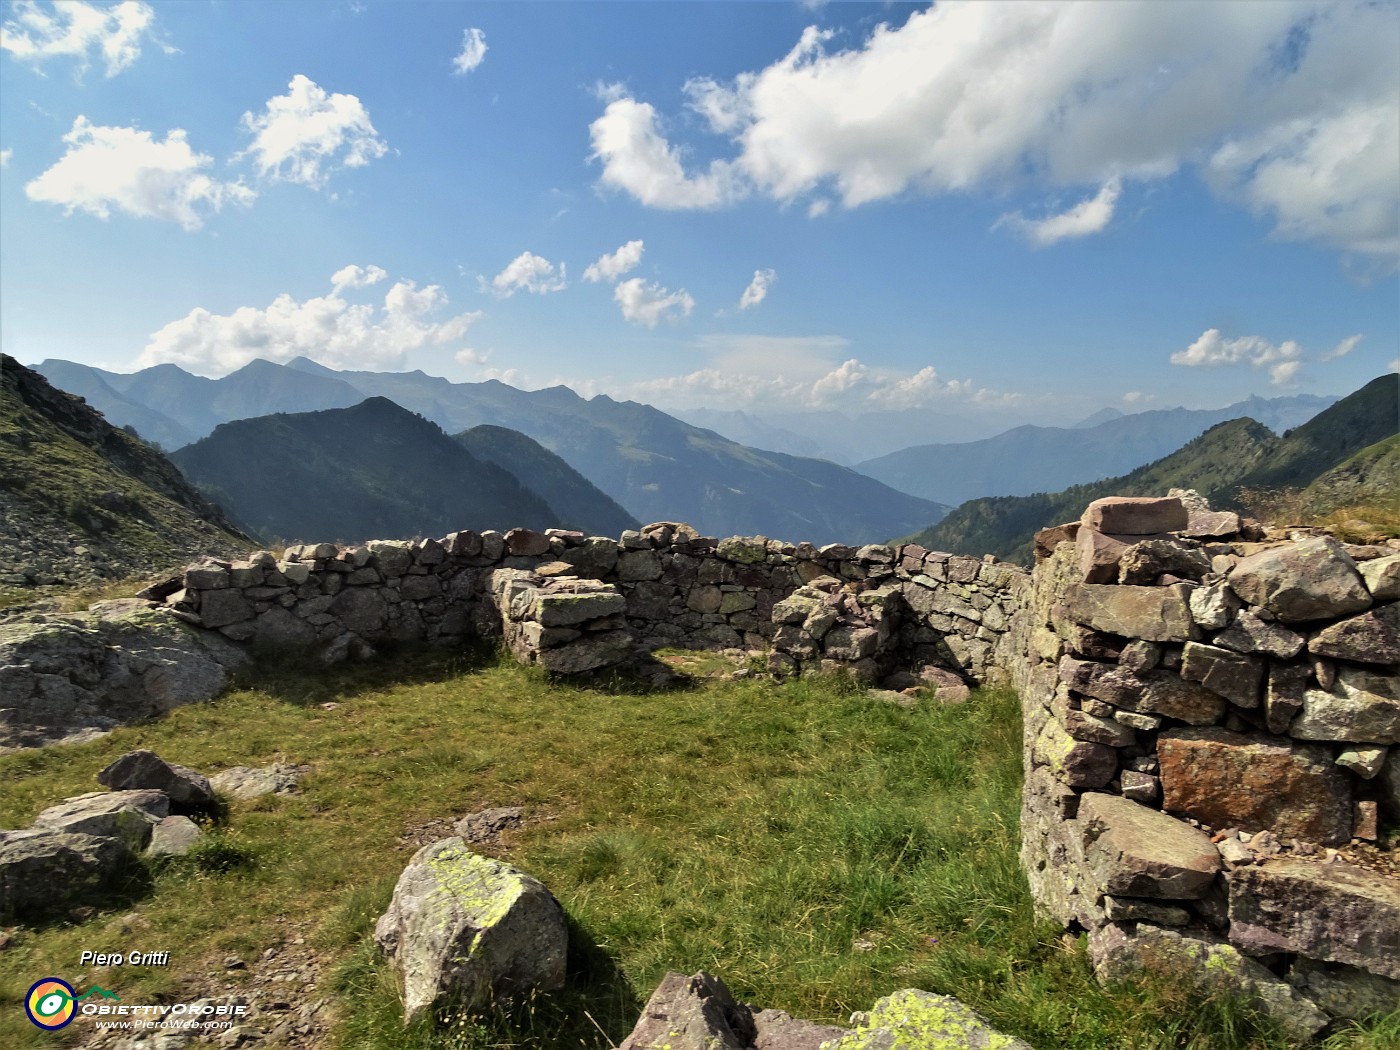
[767,576,904,682]
[491,569,632,674]
[1020,495,1400,1036]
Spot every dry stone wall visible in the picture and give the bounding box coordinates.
[1016,495,1399,1034]
[149,520,1028,686]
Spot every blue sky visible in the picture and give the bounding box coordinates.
[1,0,1396,428]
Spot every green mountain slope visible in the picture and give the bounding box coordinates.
[456,425,638,537]
[1299,434,1400,514]
[169,398,559,544]
[905,418,1282,564]
[0,355,250,585]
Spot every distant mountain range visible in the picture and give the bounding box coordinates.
[856,393,1338,506]
[0,356,250,583]
[38,357,950,544]
[904,374,1398,564]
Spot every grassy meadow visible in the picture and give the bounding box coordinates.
[1,646,1395,1049]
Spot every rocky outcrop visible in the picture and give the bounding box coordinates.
[0,599,248,750]
[373,840,567,1024]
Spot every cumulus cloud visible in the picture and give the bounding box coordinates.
[1170,328,1308,386]
[0,148,10,167]
[330,263,387,291]
[452,26,486,74]
[614,277,694,327]
[1123,391,1154,405]
[25,116,254,229]
[138,267,482,376]
[1,0,159,77]
[240,74,388,189]
[589,3,1399,258]
[738,268,776,309]
[583,239,644,283]
[485,251,567,297]
[995,178,1122,246]
[589,97,744,209]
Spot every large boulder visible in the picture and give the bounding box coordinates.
[1227,537,1372,623]
[0,601,248,749]
[374,839,567,1024]
[822,988,1033,1050]
[1228,858,1400,980]
[0,829,134,923]
[97,750,214,810]
[32,790,169,852]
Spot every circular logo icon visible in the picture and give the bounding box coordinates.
[25,978,77,1030]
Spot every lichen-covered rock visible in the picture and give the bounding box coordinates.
[1228,858,1400,980]
[1079,792,1221,899]
[1157,728,1352,845]
[1088,924,1329,1042]
[374,839,566,1024]
[0,828,135,923]
[97,750,213,809]
[1227,536,1372,623]
[822,988,1033,1050]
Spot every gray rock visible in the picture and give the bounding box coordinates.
[1079,792,1221,899]
[1061,583,1196,642]
[823,988,1033,1050]
[33,790,169,851]
[98,750,213,809]
[1189,582,1241,630]
[1081,497,1187,536]
[0,828,134,922]
[1228,536,1372,623]
[146,816,201,857]
[374,839,567,1024]
[1287,958,1400,1022]
[1337,746,1388,779]
[1308,603,1400,665]
[1118,539,1211,585]
[454,807,524,844]
[1291,666,1400,744]
[1228,858,1400,979]
[209,763,310,801]
[1088,923,1329,1042]
[1179,642,1263,707]
[752,1008,847,1050]
[619,972,755,1050]
[1213,609,1306,658]
[1359,554,1400,601]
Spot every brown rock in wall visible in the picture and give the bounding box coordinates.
[1157,728,1352,845]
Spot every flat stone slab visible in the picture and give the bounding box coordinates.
[1059,657,1226,725]
[1291,666,1400,745]
[1157,728,1353,845]
[1082,497,1187,536]
[1179,642,1263,707]
[1080,792,1221,899]
[1061,583,1196,642]
[1308,603,1400,665]
[1228,858,1400,979]
[32,790,169,852]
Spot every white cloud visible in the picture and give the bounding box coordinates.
[1389,358,1399,375]
[0,148,10,167]
[738,268,776,309]
[995,178,1122,246]
[613,277,695,327]
[454,347,487,367]
[589,3,1399,258]
[1170,328,1307,387]
[240,74,388,189]
[25,116,254,229]
[452,27,486,75]
[485,251,567,297]
[1,0,158,77]
[1122,391,1153,405]
[1321,333,1364,362]
[583,239,644,283]
[589,97,744,209]
[138,267,482,376]
[629,334,1014,411]
[330,263,387,291]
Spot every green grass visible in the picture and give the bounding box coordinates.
[1,647,1393,1049]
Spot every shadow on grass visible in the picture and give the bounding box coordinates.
[229,639,500,708]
